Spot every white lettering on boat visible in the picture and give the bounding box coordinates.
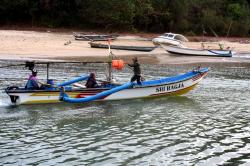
[156,83,184,93]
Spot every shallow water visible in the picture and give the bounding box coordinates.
[0,62,249,165]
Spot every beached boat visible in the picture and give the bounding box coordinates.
[5,67,208,105]
[152,33,188,47]
[89,42,157,52]
[161,44,235,57]
[73,32,118,41]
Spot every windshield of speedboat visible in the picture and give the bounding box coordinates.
[168,34,174,38]
[163,33,174,38]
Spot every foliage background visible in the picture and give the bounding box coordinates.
[0,0,249,36]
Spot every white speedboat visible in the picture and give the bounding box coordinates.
[152,33,188,47]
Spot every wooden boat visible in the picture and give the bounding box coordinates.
[152,33,188,47]
[89,42,157,52]
[5,68,208,105]
[161,44,235,57]
[73,33,118,41]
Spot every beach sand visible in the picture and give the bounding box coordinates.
[0,30,249,65]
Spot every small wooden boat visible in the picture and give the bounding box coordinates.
[5,68,208,105]
[152,33,188,47]
[161,44,235,57]
[89,42,157,52]
[73,33,118,41]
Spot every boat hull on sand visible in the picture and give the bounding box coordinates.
[5,68,208,105]
[161,44,235,57]
[89,42,157,52]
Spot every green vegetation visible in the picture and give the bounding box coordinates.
[0,0,249,36]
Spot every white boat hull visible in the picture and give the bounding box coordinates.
[161,44,234,57]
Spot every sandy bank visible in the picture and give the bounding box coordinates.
[0,30,249,65]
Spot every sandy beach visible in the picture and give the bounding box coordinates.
[0,30,250,65]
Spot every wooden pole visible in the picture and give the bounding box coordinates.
[46,63,49,82]
[107,39,112,82]
[227,20,233,38]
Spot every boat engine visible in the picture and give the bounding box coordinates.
[6,86,19,103]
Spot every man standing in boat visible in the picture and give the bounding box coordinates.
[128,57,142,85]
[25,68,40,90]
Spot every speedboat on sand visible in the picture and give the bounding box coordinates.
[152,33,188,47]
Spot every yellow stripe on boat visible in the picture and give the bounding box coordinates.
[24,99,60,104]
[31,92,80,96]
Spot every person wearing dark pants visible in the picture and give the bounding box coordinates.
[128,57,142,85]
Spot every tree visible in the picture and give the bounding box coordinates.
[0,0,249,36]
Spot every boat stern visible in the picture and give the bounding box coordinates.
[5,87,20,104]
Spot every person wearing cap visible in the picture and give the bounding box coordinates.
[128,57,142,85]
[25,68,40,90]
[85,72,99,88]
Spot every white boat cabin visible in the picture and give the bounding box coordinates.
[152,33,188,47]
[163,33,187,41]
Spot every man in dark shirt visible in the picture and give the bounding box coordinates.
[128,57,142,85]
[85,73,99,88]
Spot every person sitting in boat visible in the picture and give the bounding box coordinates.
[85,72,99,88]
[128,57,142,85]
[25,68,40,90]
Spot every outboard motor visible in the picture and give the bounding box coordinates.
[6,86,19,103]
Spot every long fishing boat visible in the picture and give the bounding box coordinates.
[89,42,157,52]
[4,44,208,105]
[5,66,208,105]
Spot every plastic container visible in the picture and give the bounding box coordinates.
[112,60,124,70]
